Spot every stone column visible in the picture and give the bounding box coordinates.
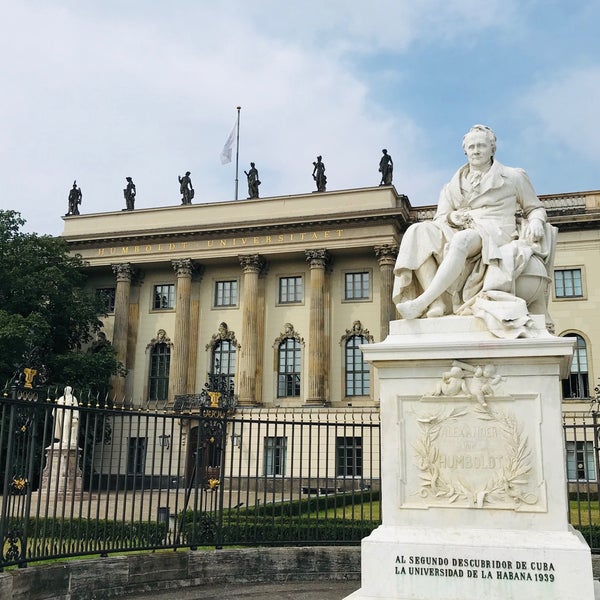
[111,263,133,401]
[305,249,329,404]
[238,254,265,405]
[168,259,195,402]
[374,244,399,340]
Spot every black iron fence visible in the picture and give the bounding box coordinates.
[563,411,600,548]
[3,388,600,570]
[0,385,381,568]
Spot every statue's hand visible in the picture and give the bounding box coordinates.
[524,218,545,242]
[448,210,471,229]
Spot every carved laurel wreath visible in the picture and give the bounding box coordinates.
[413,402,537,508]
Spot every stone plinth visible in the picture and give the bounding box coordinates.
[40,446,82,495]
[346,316,596,600]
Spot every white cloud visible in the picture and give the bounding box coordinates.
[0,2,449,235]
[519,66,600,159]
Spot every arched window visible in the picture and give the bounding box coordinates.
[346,335,370,396]
[562,334,589,399]
[149,342,170,402]
[278,338,301,397]
[212,339,236,386]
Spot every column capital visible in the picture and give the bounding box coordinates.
[112,262,133,282]
[172,258,195,278]
[305,248,330,269]
[374,244,399,267]
[238,254,265,274]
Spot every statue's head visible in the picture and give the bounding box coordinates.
[462,124,497,156]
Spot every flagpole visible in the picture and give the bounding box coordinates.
[234,106,241,200]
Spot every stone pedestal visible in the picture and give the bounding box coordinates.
[40,445,82,495]
[346,316,596,600]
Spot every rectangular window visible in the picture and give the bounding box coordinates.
[554,269,583,298]
[153,284,175,310]
[345,336,370,396]
[97,287,116,313]
[344,272,370,300]
[264,436,287,476]
[127,437,147,475]
[214,280,238,307]
[336,436,363,477]
[566,441,597,482]
[279,276,303,304]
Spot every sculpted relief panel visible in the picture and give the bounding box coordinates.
[400,362,545,512]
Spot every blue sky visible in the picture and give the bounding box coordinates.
[1,1,599,236]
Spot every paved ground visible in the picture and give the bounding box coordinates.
[125,580,360,599]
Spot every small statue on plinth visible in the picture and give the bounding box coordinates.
[178,171,194,205]
[312,156,327,192]
[66,181,82,215]
[244,162,261,198]
[379,149,393,186]
[51,386,79,448]
[123,177,136,210]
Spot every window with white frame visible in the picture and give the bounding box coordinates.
[96,287,116,313]
[264,436,287,476]
[212,339,236,387]
[148,342,170,401]
[277,338,301,397]
[153,284,175,310]
[345,335,370,396]
[566,441,597,481]
[554,268,583,298]
[562,334,589,399]
[336,436,363,477]
[278,276,303,304]
[127,437,147,474]
[344,271,370,301]
[214,280,238,307]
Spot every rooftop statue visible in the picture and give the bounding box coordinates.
[178,171,194,205]
[66,180,82,216]
[392,124,555,338]
[379,149,393,186]
[312,155,327,192]
[123,177,136,210]
[244,162,261,198]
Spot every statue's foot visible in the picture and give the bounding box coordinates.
[426,298,445,318]
[396,299,427,320]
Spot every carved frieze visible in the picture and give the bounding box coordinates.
[401,362,544,512]
[205,322,240,351]
[146,329,173,350]
[273,323,305,348]
[339,320,374,345]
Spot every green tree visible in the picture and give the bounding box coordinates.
[0,210,121,392]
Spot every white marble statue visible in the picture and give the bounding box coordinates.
[393,124,555,337]
[52,386,79,448]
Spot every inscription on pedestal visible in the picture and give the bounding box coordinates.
[393,553,556,584]
[401,393,544,510]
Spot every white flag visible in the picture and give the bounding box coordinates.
[220,122,236,165]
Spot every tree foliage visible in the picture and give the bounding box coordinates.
[0,210,121,392]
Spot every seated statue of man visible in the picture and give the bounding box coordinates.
[393,125,554,336]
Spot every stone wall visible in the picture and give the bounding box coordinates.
[0,546,361,600]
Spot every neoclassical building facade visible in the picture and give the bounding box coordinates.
[62,186,600,484]
[61,186,600,411]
